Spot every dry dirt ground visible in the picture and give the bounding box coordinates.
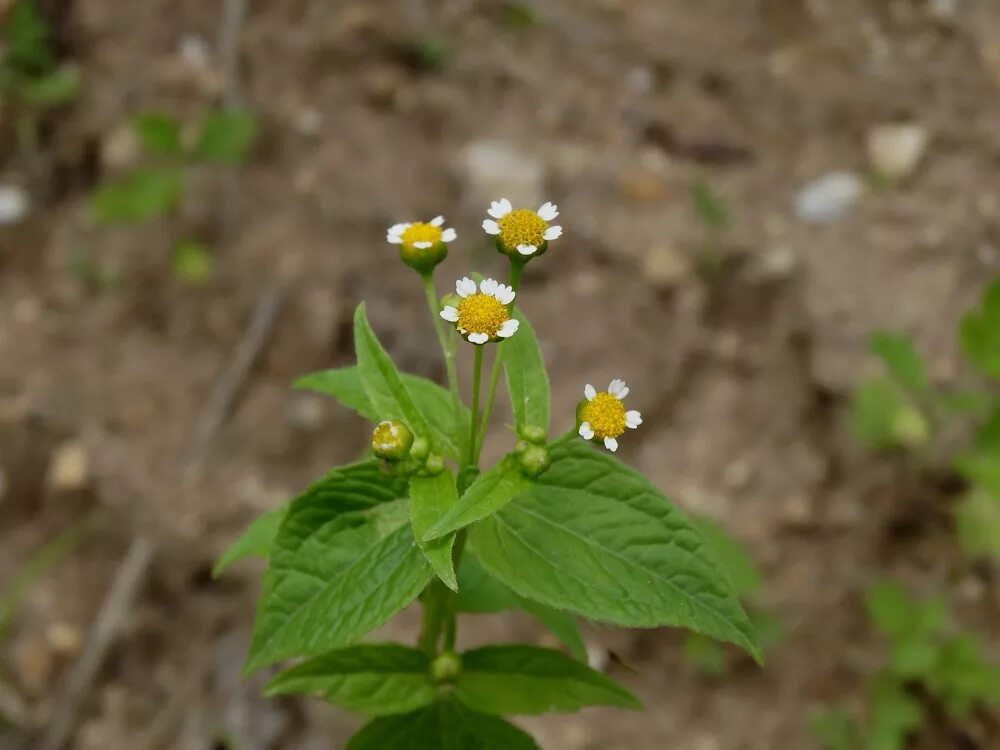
[2,0,1000,748]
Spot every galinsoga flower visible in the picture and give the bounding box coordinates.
[482,199,563,258]
[440,277,519,345]
[387,215,457,272]
[579,379,642,452]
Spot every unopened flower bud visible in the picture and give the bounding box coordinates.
[519,444,551,478]
[431,651,461,683]
[422,453,445,477]
[518,424,547,445]
[371,420,414,461]
[514,439,531,455]
[410,436,430,463]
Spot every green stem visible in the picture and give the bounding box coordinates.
[420,272,464,455]
[474,261,525,462]
[418,580,448,655]
[467,345,484,467]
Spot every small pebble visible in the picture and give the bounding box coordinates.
[47,440,90,493]
[0,184,30,225]
[642,244,692,288]
[794,172,865,223]
[866,123,929,182]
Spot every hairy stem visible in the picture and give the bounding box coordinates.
[418,580,448,655]
[421,272,464,456]
[467,345,484,467]
[474,261,525,461]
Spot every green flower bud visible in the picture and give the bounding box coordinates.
[518,424,547,445]
[518,444,551,478]
[421,453,445,477]
[431,651,461,683]
[410,436,430,463]
[514,439,531,455]
[371,420,414,461]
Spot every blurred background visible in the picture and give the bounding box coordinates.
[2,0,1000,748]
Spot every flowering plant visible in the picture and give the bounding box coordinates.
[216,200,761,748]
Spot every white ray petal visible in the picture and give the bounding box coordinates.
[441,227,457,243]
[482,219,501,235]
[440,306,459,322]
[457,277,477,297]
[480,278,498,296]
[579,422,594,440]
[517,244,537,256]
[498,319,519,338]
[413,241,432,249]
[430,215,445,227]
[625,410,643,428]
[537,202,559,221]
[488,199,512,219]
[468,332,489,345]
[604,437,619,452]
[387,235,402,244]
[543,225,562,241]
[609,379,629,399]
[584,384,596,401]
[496,286,516,305]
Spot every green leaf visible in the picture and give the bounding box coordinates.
[851,378,929,451]
[264,644,434,715]
[194,109,258,163]
[245,463,431,672]
[353,305,435,448]
[503,310,549,433]
[517,598,587,662]
[4,0,54,75]
[132,112,182,156]
[955,489,1000,560]
[410,471,458,591]
[682,633,728,676]
[960,280,1000,379]
[346,699,540,750]
[172,240,214,284]
[929,634,1000,716]
[90,167,183,224]
[691,517,762,597]
[423,454,533,541]
[454,645,640,715]
[470,440,762,662]
[16,65,80,106]
[213,505,287,578]
[454,554,519,613]
[866,581,946,646]
[867,675,923,750]
[455,555,587,660]
[870,332,928,393]
[295,367,466,459]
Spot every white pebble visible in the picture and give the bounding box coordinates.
[794,172,865,223]
[0,185,31,225]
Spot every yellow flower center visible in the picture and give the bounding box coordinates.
[498,209,547,249]
[582,393,626,439]
[400,223,442,248]
[457,293,509,337]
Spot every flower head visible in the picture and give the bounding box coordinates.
[482,199,562,259]
[578,379,642,452]
[440,277,519,345]
[371,420,415,461]
[387,215,457,272]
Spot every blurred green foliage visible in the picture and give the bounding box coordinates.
[504,2,541,29]
[814,581,1000,750]
[0,0,80,121]
[172,240,214,285]
[851,279,1000,562]
[681,518,781,675]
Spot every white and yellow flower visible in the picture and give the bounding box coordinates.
[482,199,562,258]
[440,277,519,345]
[387,215,457,272]
[578,379,642,452]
